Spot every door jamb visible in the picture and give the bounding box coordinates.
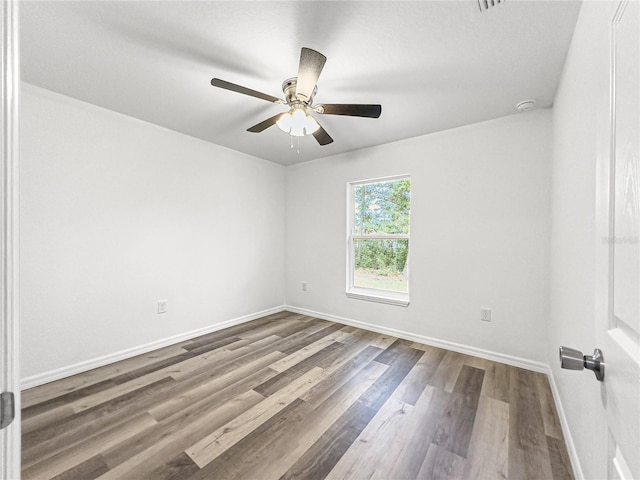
[1,1,21,479]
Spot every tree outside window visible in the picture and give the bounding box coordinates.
[348,176,410,304]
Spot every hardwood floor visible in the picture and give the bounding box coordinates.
[22,311,574,479]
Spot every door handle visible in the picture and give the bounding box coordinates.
[559,346,605,381]
[0,391,15,429]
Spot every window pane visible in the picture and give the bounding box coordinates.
[353,239,409,293]
[354,179,410,235]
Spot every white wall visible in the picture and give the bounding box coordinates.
[286,110,552,363]
[19,82,554,382]
[20,84,286,381]
[549,2,618,479]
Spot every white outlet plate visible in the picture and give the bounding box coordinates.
[302,282,308,292]
[157,300,167,314]
[480,308,491,322]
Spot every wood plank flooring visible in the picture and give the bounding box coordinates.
[22,311,574,479]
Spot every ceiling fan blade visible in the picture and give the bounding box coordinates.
[312,123,334,146]
[316,104,382,118]
[247,113,285,133]
[295,48,327,102]
[211,78,283,104]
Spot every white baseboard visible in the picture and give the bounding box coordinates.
[286,305,548,373]
[21,305,287,390]
[545,366,585,480]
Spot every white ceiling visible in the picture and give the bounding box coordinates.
[20,1,581,166]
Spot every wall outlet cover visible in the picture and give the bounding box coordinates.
[480,307,492,322]
[157,300,168,314]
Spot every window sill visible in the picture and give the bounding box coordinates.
[345,290,410,307]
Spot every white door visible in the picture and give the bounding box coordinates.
[0,1,20,479]
[596,1,640,478]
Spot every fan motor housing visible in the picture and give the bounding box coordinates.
[282,77,317,105]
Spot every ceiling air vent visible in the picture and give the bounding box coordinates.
[477,0,505,13]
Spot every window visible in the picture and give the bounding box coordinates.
[346,175,410,306]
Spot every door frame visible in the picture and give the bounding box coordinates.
[1,0,20,479]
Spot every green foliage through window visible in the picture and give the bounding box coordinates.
[351,178,410,294]
[354,239,408,292]
[354,180,410,235]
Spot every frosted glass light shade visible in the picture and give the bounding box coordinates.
[276,108,320,136]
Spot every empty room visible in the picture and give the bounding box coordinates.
[1,1,639,479]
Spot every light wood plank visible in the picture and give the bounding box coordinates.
[185,366,328,467]
[328,397,417,479]
[21,404,75,435]
[96,390,265,480]
[508,367,555,480]
[269,336,337,373]
[22,377,176,462]
[372,386,445,480]
[168,334,278,381]
[428,350,466,392]
[463,394,510,479]
[281,343,423,479]
[393,345,445,405]
[187,360,389,480]
[329,348,445,479]
[23,412,157,480]
[147,350,285,421]
[536,372,563,439]
[417,443,466,479]
[300,345,384,409]
[21,344,189,408]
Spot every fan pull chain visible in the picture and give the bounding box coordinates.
[288,135,301,156]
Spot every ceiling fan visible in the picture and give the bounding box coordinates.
[211,47,382,146]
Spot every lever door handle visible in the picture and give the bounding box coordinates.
[559,346,605,381]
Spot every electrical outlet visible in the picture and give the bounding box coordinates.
[302,282,308,292]
[157,300,167,314]
[480,308,492,322]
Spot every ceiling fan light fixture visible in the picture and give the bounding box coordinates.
[212,48,381,147]
[276,107,319,137]
[304,113,320,135]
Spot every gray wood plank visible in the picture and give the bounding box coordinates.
[253,341,348,396]
[431,365,484,458]
[49,455,108,480]
[280,400,377,480]
[144,452,201,480]
[22,379,116,420]
[22,376,175,462]
[508,367,556,480]
[546,435,574,480]
[416,443,466,480]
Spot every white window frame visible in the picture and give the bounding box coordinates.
[346,174,411,307]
